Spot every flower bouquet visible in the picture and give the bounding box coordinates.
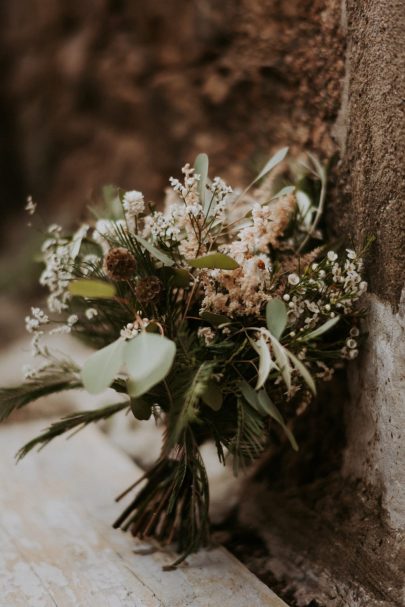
[1,148,367,566]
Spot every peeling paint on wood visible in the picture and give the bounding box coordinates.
[0,422,287,607]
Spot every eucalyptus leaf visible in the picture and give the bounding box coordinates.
[266,298,288,340]
[269,335,291,391]
[194,153,209,206]
[187,253,239,270]
[133,233,174,267]
[125,332,176,398]
[303,316,340,341]
[250,336,276,390]
[130,397,152,420]
[254,147,289,183]
[285,349,316,395]
[81,338,126,394]
[200,311,231,326]
[69,279,116,299]
[238,380,264,414]
[201,380,223,411]
[271,185,295,199]
[70,225,89,259]
[159,267,191,288]
[257,389,298,451]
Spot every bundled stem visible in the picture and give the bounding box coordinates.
[114,428,210,567]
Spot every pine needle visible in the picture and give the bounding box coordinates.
[16,401,129,460]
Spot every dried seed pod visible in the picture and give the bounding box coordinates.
[103,247,137,281]
[135,276,163,304]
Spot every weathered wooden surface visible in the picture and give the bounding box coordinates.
[0,422,287,607]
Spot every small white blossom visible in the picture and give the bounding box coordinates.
[198,326,216,345]
[25,196,37,215]
[120,317,150,341]
[288,273,300,286]
[327,251,338,262]
[123,190,145,218]
[85,308,98,320]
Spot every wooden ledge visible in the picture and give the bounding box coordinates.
[0,421,288,606]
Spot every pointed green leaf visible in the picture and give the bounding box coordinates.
[200,311,231,326]
[272,185,295,199]
[125,333,176,398]
[81,338,126,394]
[201,380,223,411]
[303,316,340,341]
[269,335,291,391]
[238,380,265,415]
[130,397,152,420]
[187,253,239,270]
[266,298,288,340]
[159,267,191,288]
[133,233,174,267]
[250,336,276,390]
[285,349,316,395]
[194,153,209,206]
[254,147,289,184]
[69,279,116,299]
[257,388,298,451]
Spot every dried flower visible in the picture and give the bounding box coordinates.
[103,247,137,281]
[135,276,163,304]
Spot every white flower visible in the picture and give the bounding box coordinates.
[120,317,149,341]
[123,190,145,217]
[25,196,36,215]
[198,326,216,345]
[346,249,356,259]
[327,251,338,262]
[85,308,98,320]
[25,307,49,333]
[346,338,357,349]
[288,273,300,286]
[350,326,360,337]
[67,315,78,327]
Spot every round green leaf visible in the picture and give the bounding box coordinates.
[125,333,176,398]
[81,338,126,394]
[187,253,239,270]
[69,279,116,299]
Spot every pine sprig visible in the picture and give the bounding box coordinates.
[16,401,130,460]
[0,368,81,422]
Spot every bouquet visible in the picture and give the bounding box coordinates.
[1,148,368,566]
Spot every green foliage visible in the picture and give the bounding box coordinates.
[17,402,129,460]
[187,253,239,270]
[266,298,288,340]
[0,364,81,422]
[69,279,116,298]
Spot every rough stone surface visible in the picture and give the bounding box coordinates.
[344,294,405,531]
[332,0,405,307]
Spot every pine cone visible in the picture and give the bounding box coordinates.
[135,276,163,304]
[103,247,137,281]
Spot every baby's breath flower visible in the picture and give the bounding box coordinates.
[288,273,300,286]
[25,195,37,215]
[198,327,216,345]
[327,251,338,262]
[123,190,145,218]
[85,308,98,320]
